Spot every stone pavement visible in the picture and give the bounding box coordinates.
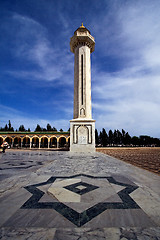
[0,150,160,239]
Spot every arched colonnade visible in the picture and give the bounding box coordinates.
[0,134,70,149]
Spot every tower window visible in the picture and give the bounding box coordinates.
[81,54,83,105]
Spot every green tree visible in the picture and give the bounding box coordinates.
[8,120,11,130]
[113,129,122,145]
[4,124,8,131]
[99,131,103,146]
[100,128,108,147]
[47,123,52,131]
[153,138,160,146]
[117,130,122,144]
[35,124,42,132]
[124,132,131,145]
[5,120,14,131]
[52,127,57,132]
[59,129,63,132]
[131,136,140,146]
[122,129,126,144]
[139,135,152,146]
[113,130,117,144]
[95,129,99,145]
[19,125,26,131]
[108,129,113,145]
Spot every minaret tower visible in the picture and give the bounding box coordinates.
[70,23,95,152]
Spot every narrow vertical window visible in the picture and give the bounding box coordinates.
[81,54,83,105]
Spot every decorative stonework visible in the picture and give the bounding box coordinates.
[21,174,142,227]
[70,120,95,152]
[70,25,95,53]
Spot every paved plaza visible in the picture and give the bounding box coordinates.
[0,150,160,239]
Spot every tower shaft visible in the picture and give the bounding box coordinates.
[74,45,92,119]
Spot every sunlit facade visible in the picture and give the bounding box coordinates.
[0,132,70,149]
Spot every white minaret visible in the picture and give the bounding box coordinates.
[70,23,95,152]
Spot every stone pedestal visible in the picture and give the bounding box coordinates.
[70,119,95,152]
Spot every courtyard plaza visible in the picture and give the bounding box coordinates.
[0,150,160,239]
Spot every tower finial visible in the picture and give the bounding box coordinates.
[80,22,85,28]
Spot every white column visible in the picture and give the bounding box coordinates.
[73,45,92,119]
[70,24,95,152]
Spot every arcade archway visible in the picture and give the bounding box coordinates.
[5,137,12,147]
[59,137,66,148]
[0,137,3,146]
[41,137,48,148]
[32,137,39,148]
[13,137,21,148]
[22,137,30,148]
[50,137,57,148]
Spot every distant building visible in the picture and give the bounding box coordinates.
[0,132,70,149]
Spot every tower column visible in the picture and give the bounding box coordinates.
[70,24,95,152]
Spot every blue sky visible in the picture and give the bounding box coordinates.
[0,0,160,137]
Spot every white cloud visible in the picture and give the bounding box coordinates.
[0,104,70,131]
[118,2,160,69]
[92,1,160,137]
[93,67,160,137]
[7,13,73,83]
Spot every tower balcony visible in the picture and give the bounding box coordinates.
[70,23,95,53]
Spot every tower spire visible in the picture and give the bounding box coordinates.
[80,22,85,28]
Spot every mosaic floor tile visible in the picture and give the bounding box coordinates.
[2,173,157,228]
[1,151,160,237]
[48,187,80,202]
[3,173,151,228]
[64,181,99,195]
[3,209,75,228]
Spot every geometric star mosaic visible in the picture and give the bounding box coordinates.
[21,174,140,227]
[64,181,99,195]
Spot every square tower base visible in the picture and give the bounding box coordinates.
[70,119,95,152]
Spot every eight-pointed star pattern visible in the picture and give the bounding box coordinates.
[21,174,140,227]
